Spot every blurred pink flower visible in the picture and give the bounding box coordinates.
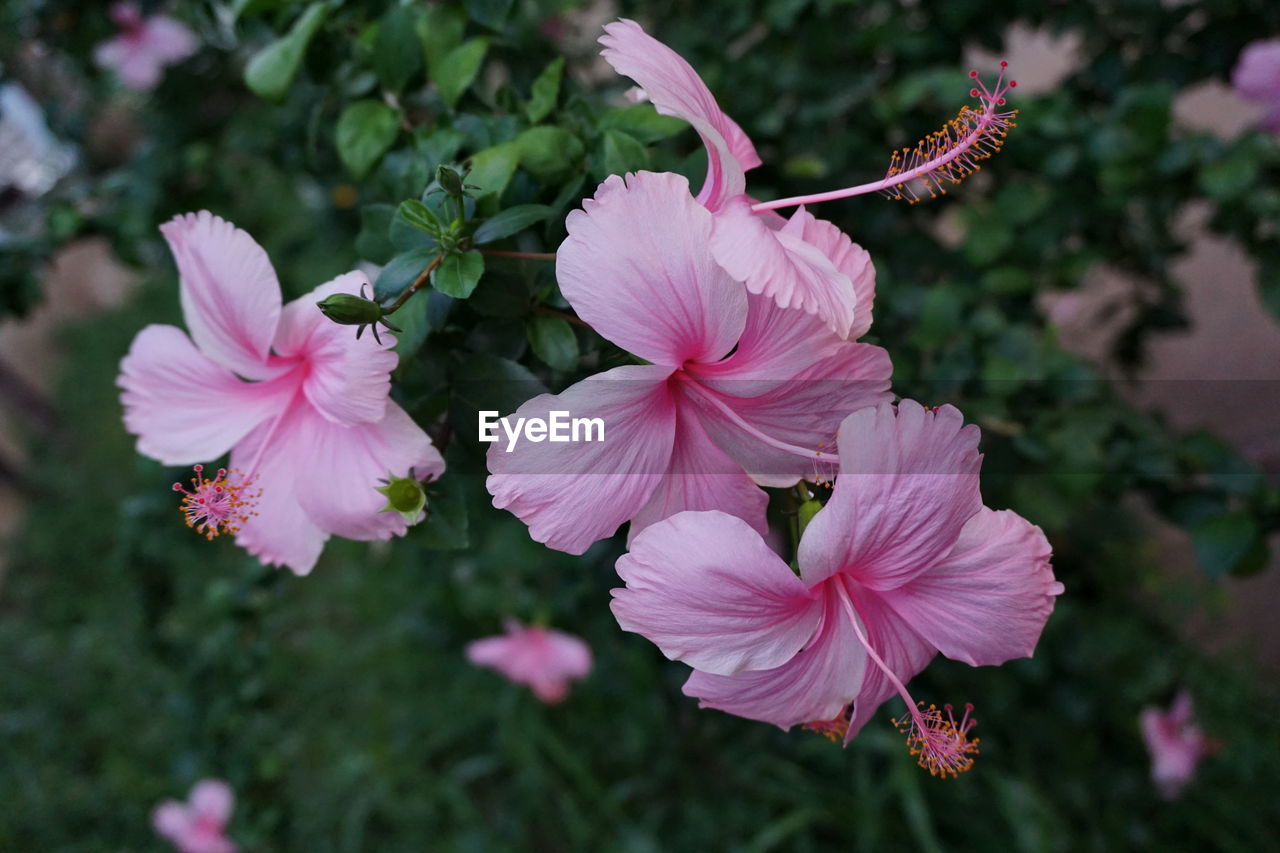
[486,171,891,554]
[151,779,236,853]
[118,212,445,574]
[466,621,593,703]
[599,20,1013,340]
[613,401,1062,775]
[94,2,196,92]
[1232,39,1280,132]
[1140,690,1217,799]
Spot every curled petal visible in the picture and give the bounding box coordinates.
[189,779,234,825]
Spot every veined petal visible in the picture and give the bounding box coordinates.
[788,210,876,340]
[682,585,867,729]
[709,199,857,339]
[118,324,292,465]
[881,508,1061,667]
[600,19,758,209]
[485,364,678,555]
[273,271,398,427]
[627,403,768,543]
[613,510,821,676]
[160,211,282,379]
[558,171,747,366]
[294,402,446,540]
[799,401,982,589]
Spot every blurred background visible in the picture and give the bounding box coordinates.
[2,0,1279,850]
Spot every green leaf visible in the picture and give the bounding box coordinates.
[1199,148,1258,201]
[390,202,440,253]
[434,38,489,110]
[526,57,564,123]
[335,100,400,180]
[464,0,514,30]
[398,199,440,233]
[243,2,327,101]
[432,251,485,299]
[526,315,579,371]
[449,352,547,447]
[414,127,468,176]
[374,247,436,304]
[601,129,648,177]
[466,142,520,199]
[516,127,584,183]
[416,476,470,550]
[374,5,422,93]
[355,204,395,264]
[599,104,688,143]
[416,4,465,71]
[390,295,431,361]
[1192,512,1261,580]
[472,205,552,244]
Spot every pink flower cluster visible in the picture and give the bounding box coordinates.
[152,780,236,853]
[94,3,196,92]
[1140,690,1218,799]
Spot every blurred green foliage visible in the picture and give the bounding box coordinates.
[2,0,1279,849]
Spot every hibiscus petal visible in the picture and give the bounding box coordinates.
[160,211,282,379]
[558,171,747,366]
[485,364,678,555]
[627,404,768,543]
[273,271,398,427]
[798,401,983,590]
[841,579,937,741]
[231,405,327,575]
[709,199,858,339]
[142,16,197,64]
[118,324,292,465]
[787,209,876,340]
[151,801,191,840]
[599,19,759,210]
[682,587,867,728]
[881,508,1061,667]
[293,402,445,540]
[683,295,892,485]
[189,780,234,824]
[613,510,821,676]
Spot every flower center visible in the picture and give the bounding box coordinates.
[893,701,980,778]
[172,464,260,541]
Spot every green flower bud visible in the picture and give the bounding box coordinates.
[797,497,824,536]
[376,472,427,523]
[437,164,464,196]
[317,292,384,326]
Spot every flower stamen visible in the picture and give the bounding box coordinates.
[172,464,260,541]
[892,701,981,778]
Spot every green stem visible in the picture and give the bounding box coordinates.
[385,254,443,315]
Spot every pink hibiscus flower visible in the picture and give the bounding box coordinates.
[1140,690,1218,800]
[151,779,237,853]
[94,2,197,92]
[600,19,1015,339]
[1232,39,1280,133]
[118,212,445,575]
[485,170,891,554]
[466,620,593,703]
[612,400,1062,776]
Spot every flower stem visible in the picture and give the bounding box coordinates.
[385,254,443,315]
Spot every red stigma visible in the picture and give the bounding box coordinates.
[969,70,978,78]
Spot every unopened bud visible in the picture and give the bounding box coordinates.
[317,292,384,326]
[376,472,427,523]
[437,165,464,196]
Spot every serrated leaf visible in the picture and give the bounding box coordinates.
[432,251,485,299]
[526,57,564,123]
[374,5,422,93]
[527,315,579,370]
[466,142,520,199]
[602,129,648,178]
[336,100,400,179]
[374,247,436,304]
[243,2,327,101]
[434,38,488,110]
[516,126,584,183]
[473,204,552,244]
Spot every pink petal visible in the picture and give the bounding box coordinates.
[160,212,283,380]
[273,272,397,427]
[230,406,328,575]
[92,38,128,72]
[880,508,1061,667]
[466,623,592,704]
[709,199,858,339]
[294,402,445,539]
[1232,39,1280,103]
[151,801,192,840]
[787,210,876,340]
[682,585,866,728]
[118,324,293,465]
[627,404,768,543]
[599,19,759,211]
[485,364,678,555]
[683,296,892,485]
[142,16,197,64]
[188,779,233,825]
[841,579,937,740]
[613,510,822,676]
[558,171,747,366]
[798,401,982,590]
[115,48,165,91]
